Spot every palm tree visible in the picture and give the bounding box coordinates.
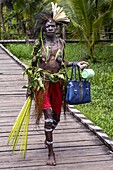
[63,0,113,58]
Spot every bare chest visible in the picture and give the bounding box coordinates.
[39,42,63,73]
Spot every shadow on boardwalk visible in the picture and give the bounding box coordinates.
[0,44,113,170]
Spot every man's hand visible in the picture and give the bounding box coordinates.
[77,61,89,70]
[26,88,34,99]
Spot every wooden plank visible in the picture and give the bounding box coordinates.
[0,59,19,64]
[0,69,25,74]
[0,65,25,70]
[0,127,92,137]
[0,127,102,141]
[0,49,6,53]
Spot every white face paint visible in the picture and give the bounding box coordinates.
[45,20,56,37]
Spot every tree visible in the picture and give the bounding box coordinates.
[1,0,58,39]
[63,0,113,58]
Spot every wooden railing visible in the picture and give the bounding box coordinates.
[0,39,113,44]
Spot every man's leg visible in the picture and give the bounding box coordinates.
[42,82,62,165]
[52,112,60,130]
[44,111,60,148]
[43,108,56,166]
[51,82,62,130]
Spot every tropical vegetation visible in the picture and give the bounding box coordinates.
[1,1,113,45]
[0,0,57,39]
[65,0,113,57]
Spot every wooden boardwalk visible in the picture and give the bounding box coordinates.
[0,44,113,170]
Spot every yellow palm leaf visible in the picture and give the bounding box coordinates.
[7,97,32,157]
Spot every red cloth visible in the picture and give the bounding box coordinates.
[42,82,63,114]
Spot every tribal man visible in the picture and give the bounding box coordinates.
[27,2,89,166]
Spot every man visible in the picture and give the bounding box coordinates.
[29,3,89,166]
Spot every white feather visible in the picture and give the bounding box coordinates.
[51,2,70,23]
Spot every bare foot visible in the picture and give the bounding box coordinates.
[46,153,56,166]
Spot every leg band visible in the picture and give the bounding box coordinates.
[45,128,53,132]
[45,118,53,123]
[46,141,53,145]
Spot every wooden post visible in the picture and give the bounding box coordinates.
[62,24,66,40]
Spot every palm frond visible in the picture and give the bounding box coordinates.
[7,97,32,157]
[93,10,112,32]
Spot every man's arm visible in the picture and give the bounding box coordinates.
[31,39,41,67]
[64,60,89,69]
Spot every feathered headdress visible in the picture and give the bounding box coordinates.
[51,2,70,23]
[34,2,70,37]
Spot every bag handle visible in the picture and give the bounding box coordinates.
[70,63,81,81]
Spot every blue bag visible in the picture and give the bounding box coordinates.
[66,64,91,105]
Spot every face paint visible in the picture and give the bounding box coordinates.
[45,20,56,37]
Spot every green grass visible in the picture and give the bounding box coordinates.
[6,43,33,65]
[75,63,113,138]
[6,43,113,139]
